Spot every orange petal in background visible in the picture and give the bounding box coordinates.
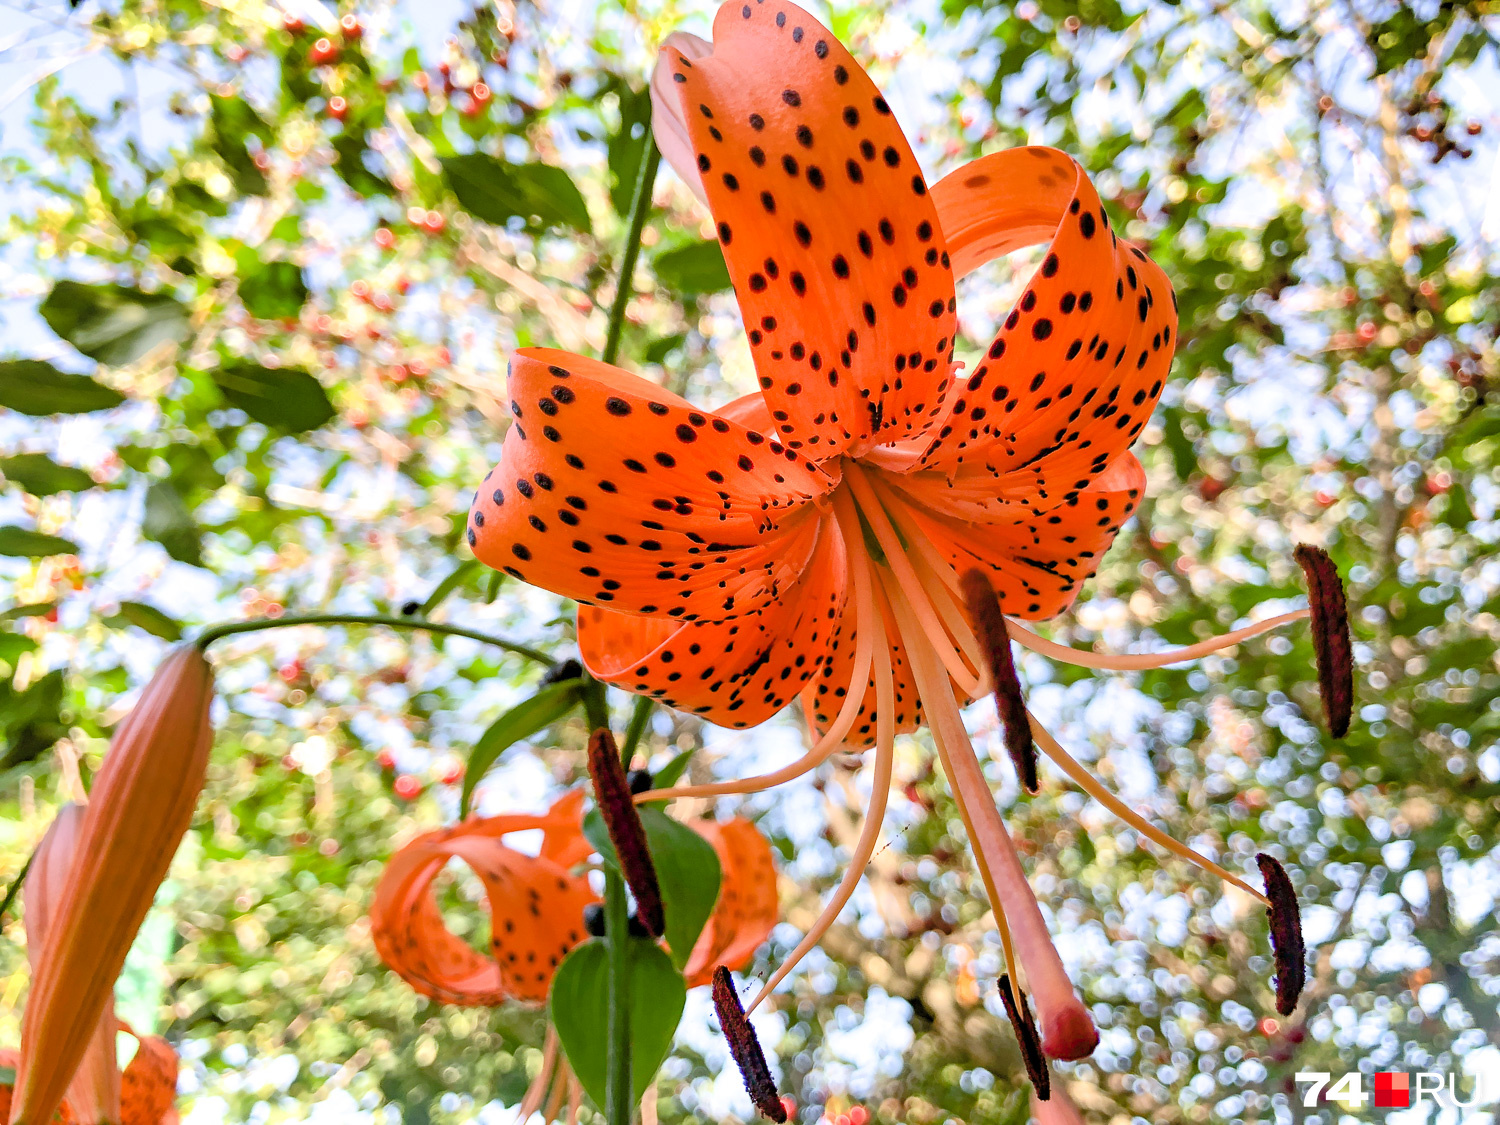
[20,805,120,1125]
[683,818,780,989]
[117,1026,177,1125]
[12,646,212,1125]
[370,794,599,1006]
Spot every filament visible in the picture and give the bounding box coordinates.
[636,512,878,804]
[1006,610,1310,670]
[844,461,981,696]
[542,1057,570,1123]
[1025,711,1269,906]
[518,1025,559,1122]
[748,534,897,1015]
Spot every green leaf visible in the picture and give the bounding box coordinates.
[608,84,653,216]
[652,240,732,296]
[650,746,695,791]
[143,480,203,567]
[584,806,720,970]
[212,363,335,433]
[643,334,687,365]
[0,669,67,770]
[0,634,38,663]
[209,94,273,197]
[442,154,592,233]
[238,260,309,320]
[460,680,583,817]
[549,938,686,1108]
[39,281,191,366]
[0,360,125,415]
[0,453,95,496]
[0,527,78,557]
[105,601,184,642]
[332,133,394,198]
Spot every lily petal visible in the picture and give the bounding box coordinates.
[468,348,836,624]
[917,147,1176,492]
[578,514,845,730]
[370,795,598,1005]
[650,32,713,205]
[659,0,958,458]
[118,1028,176,1125]
[683,818,780,988]
[22,805,120,1125]
[12,646,212,1125]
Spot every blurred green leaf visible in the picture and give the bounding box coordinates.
[38,281,191,366]
[105,601,184,642]
[0,453,94,496]
[442,154,592,233]
[0,527,78,557]
[0,669,67,770]
[608,84,652,217]
[143,480,203,567]
[238,260,309,320]
[652,240,731,296]
[0,361,124,416]
[212,363,335,433]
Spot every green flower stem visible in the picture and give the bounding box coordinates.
[602,140,663,368]
[597,129,662,1125]
[0,848,34,933]
[604,867,633,1125]
[193,613,554,666]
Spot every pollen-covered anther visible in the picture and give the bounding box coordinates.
[1256,853,1306,1016]
[999,973,1051,1101]
[712,966,787,1122]
[960,568,1037,792]
[587,728,666,937]
[1293,544,1353,738]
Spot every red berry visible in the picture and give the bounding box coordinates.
[374,227,395,250]
[283,15,305,34]
[394,774,422,800]
[309,37,339,65]
[376,749,396,769]
[339,13,362,38]
[327,95,348,120]
[440,763,464,785]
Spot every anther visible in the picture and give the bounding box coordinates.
[1256,853,1305,1015]
[588,728,665,937]
[712,966,787,1122]
[999,973,1050,1100]
[960,569,1038,792]
[1293,544,1353,738]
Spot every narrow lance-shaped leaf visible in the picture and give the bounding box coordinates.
[459,679,583,818]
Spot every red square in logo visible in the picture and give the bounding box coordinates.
[1375,1072,1410,1108]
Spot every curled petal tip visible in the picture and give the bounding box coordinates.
[587,728,665,937]
[712,967,786,1122]
[959,568,1037,792]
[1293,544,1353,738]
[649,31,714,207]
[1256,853,1306,1015]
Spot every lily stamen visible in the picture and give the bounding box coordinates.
[1293,544,1354,737]
[588,728,666,937]
[961,569,1038,793]
[1004,608,1312,670]
[999,973,1051,1101]
[713,967,787,1123]
[1257,853,1307,1015]
[518,1026,561,1123]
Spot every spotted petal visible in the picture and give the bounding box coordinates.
[914,147,1176,485]
[895,453,1147,619]
[468,348,837,624]
[660,0,958,459]
[578,514,846,729]
[683,817,780,988]
[369,795,598,1006]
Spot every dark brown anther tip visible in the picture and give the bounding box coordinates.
[712,966,787,1122]
[999,973,1051,1100]
[1293,544,1353,738]
[960,568,1038,793]
[1256,853,1306,1016]
[587,727,665,937]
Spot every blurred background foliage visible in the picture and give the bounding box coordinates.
[1,0,1499,1123]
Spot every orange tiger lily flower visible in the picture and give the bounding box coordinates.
[470,0,1331,1069]
[683,817,780,988]
[5,805,181,1125]
[11,647,211,1125]
[370,790,599,1006]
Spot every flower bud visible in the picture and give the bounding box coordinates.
[12,646,213,1125]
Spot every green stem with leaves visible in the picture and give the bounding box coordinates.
[596,130,663,1125]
